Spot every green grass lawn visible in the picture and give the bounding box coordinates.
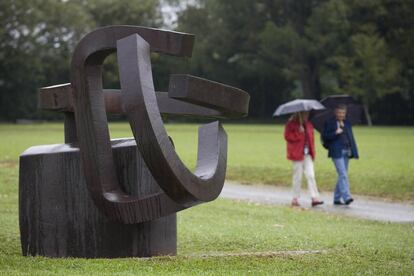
[1,123,413,200]
[0,123,413,274]
[1,195,413,274]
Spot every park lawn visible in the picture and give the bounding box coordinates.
[1,122,412,200]
[0,123,413,274]
[1,191,413,274]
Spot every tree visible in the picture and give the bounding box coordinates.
[381,0,414,119]
[329,0,403,125]
[0,0,163,120]
[333,32,401,125]
[0,0,93,120]
[258,0,350,100]
[84,0,162,27]
[81,0,163,90]
[174,0,293,117]
[1,0,413,123]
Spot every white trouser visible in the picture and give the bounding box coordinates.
[292,154,320,199]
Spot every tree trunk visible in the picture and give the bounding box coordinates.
[301,69,312,99]
[258,78,267,117]
[363,103,373,126]
[300,58,321,99]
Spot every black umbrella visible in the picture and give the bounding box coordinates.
[310,95,365,132]
[318,94,359,107]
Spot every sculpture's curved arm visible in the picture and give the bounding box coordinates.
[70,26,194,223]
[117,34,229,206]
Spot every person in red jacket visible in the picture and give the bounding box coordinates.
[284,111,323,207]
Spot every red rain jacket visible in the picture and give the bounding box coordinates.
[284,119,316,161]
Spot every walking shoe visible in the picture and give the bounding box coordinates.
[333,200,344,205]
[311,200,324,207]
[291,198,300,207]
[345,198,354,205]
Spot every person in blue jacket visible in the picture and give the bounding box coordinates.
[322,104,359,205]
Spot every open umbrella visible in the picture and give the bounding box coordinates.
[310,95,365,132]
[272,99,325,117]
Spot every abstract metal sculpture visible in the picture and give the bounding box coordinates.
[19,26,249,258]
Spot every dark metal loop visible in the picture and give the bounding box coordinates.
[70,26,249,223]
[70,26,194,223]
[117,34,227,206]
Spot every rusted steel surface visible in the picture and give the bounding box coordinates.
[117,34,227,207]
[70,26,248,223]
[168,74,249,117]
[20,25,250,258]
[39,76,248,119]
[20,139,177,258]
[39,84,74,112]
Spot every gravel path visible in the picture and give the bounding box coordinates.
[220,181,414,223]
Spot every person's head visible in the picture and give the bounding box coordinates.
[290,111,309,122]
[300,111,309,121]
[335,104,347,121]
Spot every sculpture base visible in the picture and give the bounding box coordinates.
[19,139,176,258]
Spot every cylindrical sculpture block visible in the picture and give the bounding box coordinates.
[19,139,176,258]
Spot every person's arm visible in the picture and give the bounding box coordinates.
[307,122,316,158]
[346,122,359,158]
[345,121,355,140]
[322,120,338,141]
[284,121,303,142]
[308,122,315,146]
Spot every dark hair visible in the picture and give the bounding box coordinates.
[335,104,347,111]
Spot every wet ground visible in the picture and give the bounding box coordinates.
[221,181,414,223]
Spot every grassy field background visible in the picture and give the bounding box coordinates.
[0,122,413,274]
[1,123,413,200]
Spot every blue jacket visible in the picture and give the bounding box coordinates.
[322,119,359,159]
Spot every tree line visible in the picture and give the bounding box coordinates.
[1,0,413,124]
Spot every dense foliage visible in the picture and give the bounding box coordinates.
[1,0,413,123]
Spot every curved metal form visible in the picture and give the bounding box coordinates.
[117,34,227,206]
[38,84,242,118]
[71,26,193,223]
[70,25,249,223]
